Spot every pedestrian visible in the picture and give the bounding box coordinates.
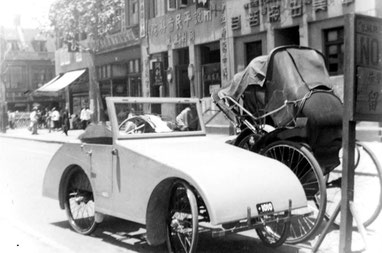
[62,109,70,136]
[175,106,197,131]
[29,107,38,135]
[80,106,92,130]
[8,110,15,129]
[51,107,60,131]
[46,108,52,132]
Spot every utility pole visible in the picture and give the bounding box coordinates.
[0,26,7,133]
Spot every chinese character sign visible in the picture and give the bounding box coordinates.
[354,15,382,121]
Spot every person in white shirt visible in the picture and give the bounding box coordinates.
[51,107,60,131]
[80,107,93,129]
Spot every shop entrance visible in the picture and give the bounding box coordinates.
[275,26,300,46]
[175,48,190,97]
[200,42,221,98]
[246,40,262,65]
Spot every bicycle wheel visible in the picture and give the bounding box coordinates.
[326,142,382,227]
[261,141,326,244]
[255,212,290,247]
[64,168,97,235]
[166,181,199,253]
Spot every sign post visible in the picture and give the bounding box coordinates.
[313,14,382,253]
[340,14,382,253]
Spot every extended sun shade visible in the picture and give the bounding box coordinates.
[36,69,86,92]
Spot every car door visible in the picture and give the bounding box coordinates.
[82,143,113,208]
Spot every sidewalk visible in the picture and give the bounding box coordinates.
[0,127,84,144]
[1,123,381,144]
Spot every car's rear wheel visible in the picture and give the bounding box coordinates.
[166,181,199,253]
[64,168,97,235]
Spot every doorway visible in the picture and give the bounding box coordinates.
[275,26,300,47]
[174,48,190,97]
[245,40,262,65]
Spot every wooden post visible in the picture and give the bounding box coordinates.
[339,14,356,253]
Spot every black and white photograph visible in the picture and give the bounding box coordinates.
[0,0,382,252]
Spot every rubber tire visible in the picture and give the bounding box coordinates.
[64,168,97,235]
[166,181,199,253]
[261,140,327,244]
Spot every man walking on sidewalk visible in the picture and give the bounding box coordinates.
[30,107,38,135]
[80,106,92,130]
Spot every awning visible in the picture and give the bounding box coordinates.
[36,69,87,92]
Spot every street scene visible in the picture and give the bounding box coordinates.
[0,130,382,253]
[1,0,382,253]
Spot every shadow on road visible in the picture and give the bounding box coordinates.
[52,216,306,253]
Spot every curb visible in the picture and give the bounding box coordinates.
[0,134,67,144]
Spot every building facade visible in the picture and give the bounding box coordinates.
[48,0,381,125]
[140,0,381,132]
[1,23,57,112]
[54,0,141,117]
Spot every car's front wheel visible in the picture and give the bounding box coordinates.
[166,181,199,253]
[64,168,97,235]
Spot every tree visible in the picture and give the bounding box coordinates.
[49,0,124,122]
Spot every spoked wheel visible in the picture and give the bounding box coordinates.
[261,141,326,244]
[166,181,199,253]
[255,212,290,247]
[64,168,97,235]
[325,142,382,227]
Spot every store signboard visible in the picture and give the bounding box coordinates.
[350,14,382,121]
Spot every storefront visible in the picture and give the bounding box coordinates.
[96,44,142,108]
[145,3,225,99]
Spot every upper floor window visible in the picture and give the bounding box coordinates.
[7,40,20,51]
[32,40,47,52]
[167,0,192,12]
[128,0,139,26]
[5,66,27,89]
[324,27,344,75]
[32,66,55,88]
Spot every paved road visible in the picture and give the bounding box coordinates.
[0,136,381,252]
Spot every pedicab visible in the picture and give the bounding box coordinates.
[42,97,309,252]
[213,45,344,243]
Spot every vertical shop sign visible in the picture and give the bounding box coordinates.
[153,62,164,86]
[139,0,146,38]
[353,15,382,120]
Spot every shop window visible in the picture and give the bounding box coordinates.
[128,59,141,74]
[200,42,221,97]
[324,27,344,75]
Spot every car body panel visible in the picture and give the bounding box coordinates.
[43,136,306,225]
[42,97,307,245]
